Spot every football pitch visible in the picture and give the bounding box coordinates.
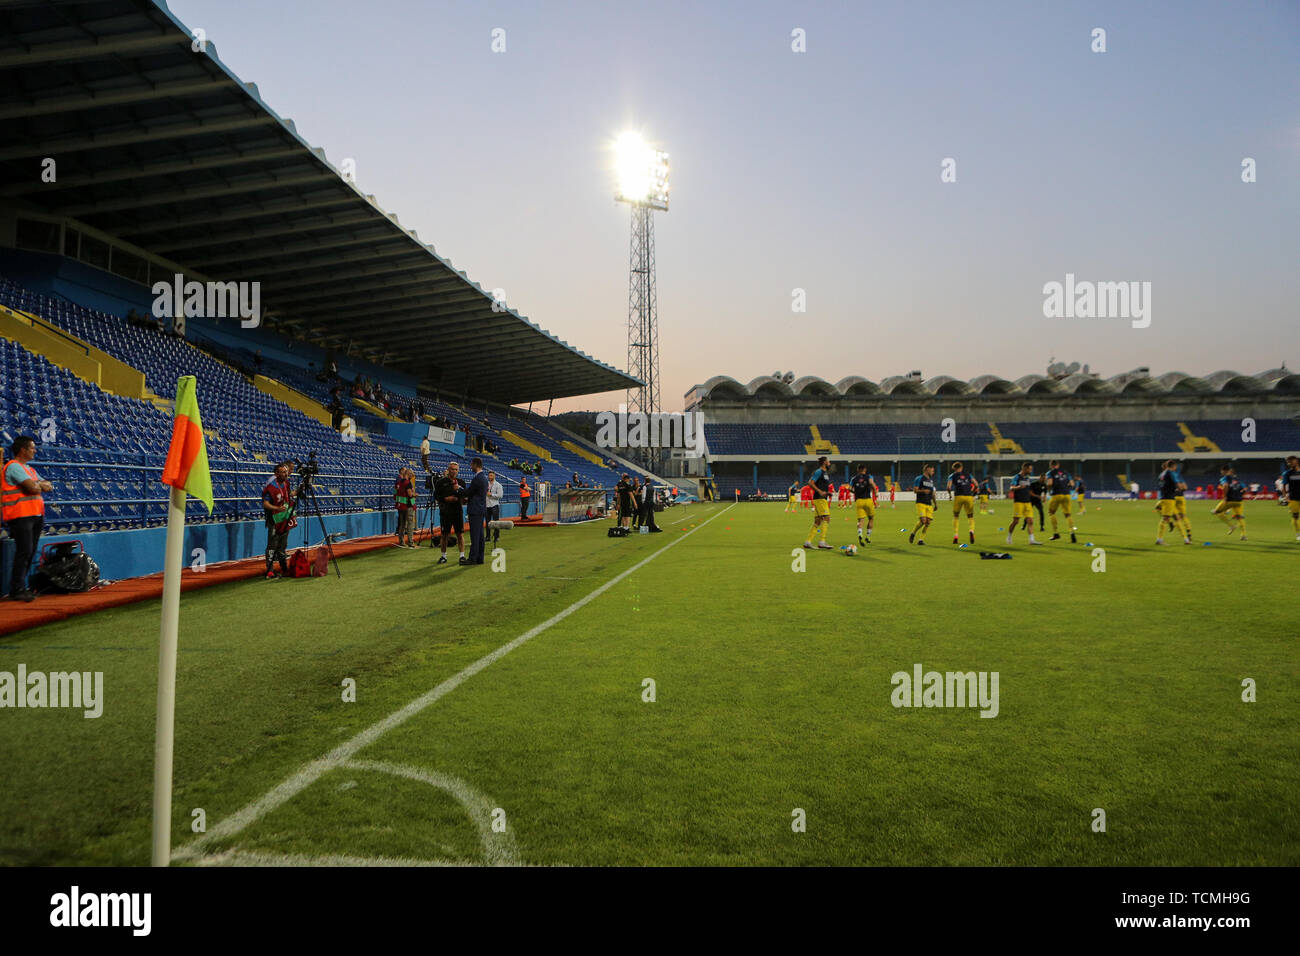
[2,498,1297,867]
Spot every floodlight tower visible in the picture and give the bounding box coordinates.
[614,132,669,473]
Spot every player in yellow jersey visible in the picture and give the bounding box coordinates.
[1283,455,1300,542]
[849,464,878,546]
[909,464,937,545]
[1211,464,1247,539]
[1043,459,1078,544]
[1006,462,1043,545]
[1170,459,1193,541]
[1154,460,1189,545]
[802,456,834,550]
[947,461,977,545]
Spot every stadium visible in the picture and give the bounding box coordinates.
[1,0,1297,898]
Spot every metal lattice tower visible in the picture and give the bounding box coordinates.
[626,203,660,470]
[614,133,669,473]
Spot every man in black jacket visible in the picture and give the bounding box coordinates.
[433,462,466,565]
[639,475,662,532]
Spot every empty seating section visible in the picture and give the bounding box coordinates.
[704,420,1297,457]
[193,339,633,491]
[1,279,411,532]
[1,276,648,537]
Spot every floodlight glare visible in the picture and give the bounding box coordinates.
[614,131,670,211]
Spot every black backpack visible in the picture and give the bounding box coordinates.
[31,541,101,593]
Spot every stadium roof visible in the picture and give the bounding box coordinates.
[693,369,1300,402]
[0,0,639,405]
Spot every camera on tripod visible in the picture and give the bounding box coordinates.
[295,451,319,480]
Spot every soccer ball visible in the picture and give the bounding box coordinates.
[842,544,858,556]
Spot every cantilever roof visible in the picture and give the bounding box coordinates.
[0,0,639,404]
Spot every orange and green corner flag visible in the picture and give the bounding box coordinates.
[161,375,213,514]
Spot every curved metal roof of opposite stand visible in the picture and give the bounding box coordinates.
[0,0,640,404]
[692,369,1300,401]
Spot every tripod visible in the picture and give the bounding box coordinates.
[420,471,443,548]
[419,498,448,549]
[295,475,342,578]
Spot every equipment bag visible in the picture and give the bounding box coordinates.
[288,548,313,577]
[310,547,329,577]
[31,541,101,593]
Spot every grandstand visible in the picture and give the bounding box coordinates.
[689,372,1300,496]
[0,0,658,590]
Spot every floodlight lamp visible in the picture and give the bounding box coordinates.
[614,131,670,210]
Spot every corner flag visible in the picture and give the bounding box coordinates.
[161,375,213,514]
[153,375,212,866]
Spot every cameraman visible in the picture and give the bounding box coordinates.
[394,466,417,548]
[262,461,297,579]
[433,461,467,565]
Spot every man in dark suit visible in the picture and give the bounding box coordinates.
[639,474,662,532]
[466,457,490,565]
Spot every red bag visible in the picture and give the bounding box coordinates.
[288,549,312,578]
[310,547,329,577]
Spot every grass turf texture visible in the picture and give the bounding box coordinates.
[1,499,1296,865]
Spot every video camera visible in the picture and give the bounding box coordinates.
[295,450,319,479]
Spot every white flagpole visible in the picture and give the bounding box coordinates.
[152,483,187,866]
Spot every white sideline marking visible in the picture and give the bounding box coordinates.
[172,502,735,863]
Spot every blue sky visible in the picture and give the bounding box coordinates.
[167,0,1299,411]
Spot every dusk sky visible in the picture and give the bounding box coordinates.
[167,0,1299,412]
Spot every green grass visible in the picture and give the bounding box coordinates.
[2,498,1297,866]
